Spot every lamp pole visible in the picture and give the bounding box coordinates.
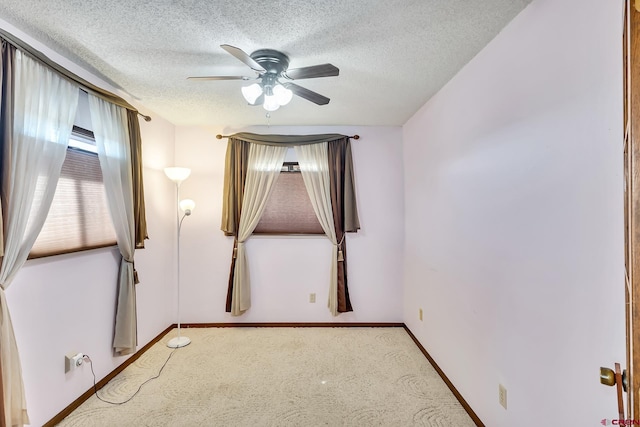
[164,167,192,348]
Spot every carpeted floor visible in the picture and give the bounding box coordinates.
[57,327,476,426]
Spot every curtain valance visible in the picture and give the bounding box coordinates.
[226,132,350,146]
[0,29,138,112]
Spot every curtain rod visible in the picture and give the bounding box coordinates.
[215,134,359,140]
[138,113,152,122]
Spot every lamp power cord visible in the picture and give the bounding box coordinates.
[82,349,176,405]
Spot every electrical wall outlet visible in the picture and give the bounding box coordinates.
[419,308,423,321]
[65,352,84,373]
[309,293,316,303]
[498,384,507,409]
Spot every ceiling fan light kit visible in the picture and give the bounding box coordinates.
[241,83,262,104]
[272,84,293,105]
[189,45,339,112]
[263,93,281,111]
[242,73,293,111]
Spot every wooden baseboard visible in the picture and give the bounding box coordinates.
[403,325,485,427]
[179,322,405,328]
[43,325,174,427]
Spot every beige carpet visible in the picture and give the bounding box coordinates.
[57,327,476,426]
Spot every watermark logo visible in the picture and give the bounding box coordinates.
[601,420,640,425]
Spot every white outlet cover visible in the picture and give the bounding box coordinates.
[498,384,507,409]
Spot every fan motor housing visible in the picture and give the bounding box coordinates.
[250,49,290,75]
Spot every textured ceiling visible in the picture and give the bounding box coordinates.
[0,0,532,127]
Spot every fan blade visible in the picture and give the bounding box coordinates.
[220,44,266,73]
[284,64,339,80]
[187,76,252,81]
[285,83,330,105]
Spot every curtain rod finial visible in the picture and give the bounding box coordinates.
[216,134,223,139]
[352,135,360,140]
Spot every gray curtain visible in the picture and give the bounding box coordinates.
[0,39,10,427]
[227,132,350,146]
[221,138,250,237]
[127,110,148,251]
[0,40,10,260]
[328,137,360,312]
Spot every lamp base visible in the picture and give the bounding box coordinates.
[167,336,191,348]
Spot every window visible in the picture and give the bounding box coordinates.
[253,162,324,234]
[29,126,116,258]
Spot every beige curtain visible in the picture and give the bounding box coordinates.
[230,143,287,315]
[294,143,340,315]
[89,95,138,355]
[0,50,79,427]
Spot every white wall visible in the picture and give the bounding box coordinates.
[0,19,176,427]
[175,125,404,323]
[402,0,624,425]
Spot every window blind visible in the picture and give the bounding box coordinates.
[254,169,324,235]
[29,147,116,258]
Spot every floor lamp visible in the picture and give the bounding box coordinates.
[164,167,194,348]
